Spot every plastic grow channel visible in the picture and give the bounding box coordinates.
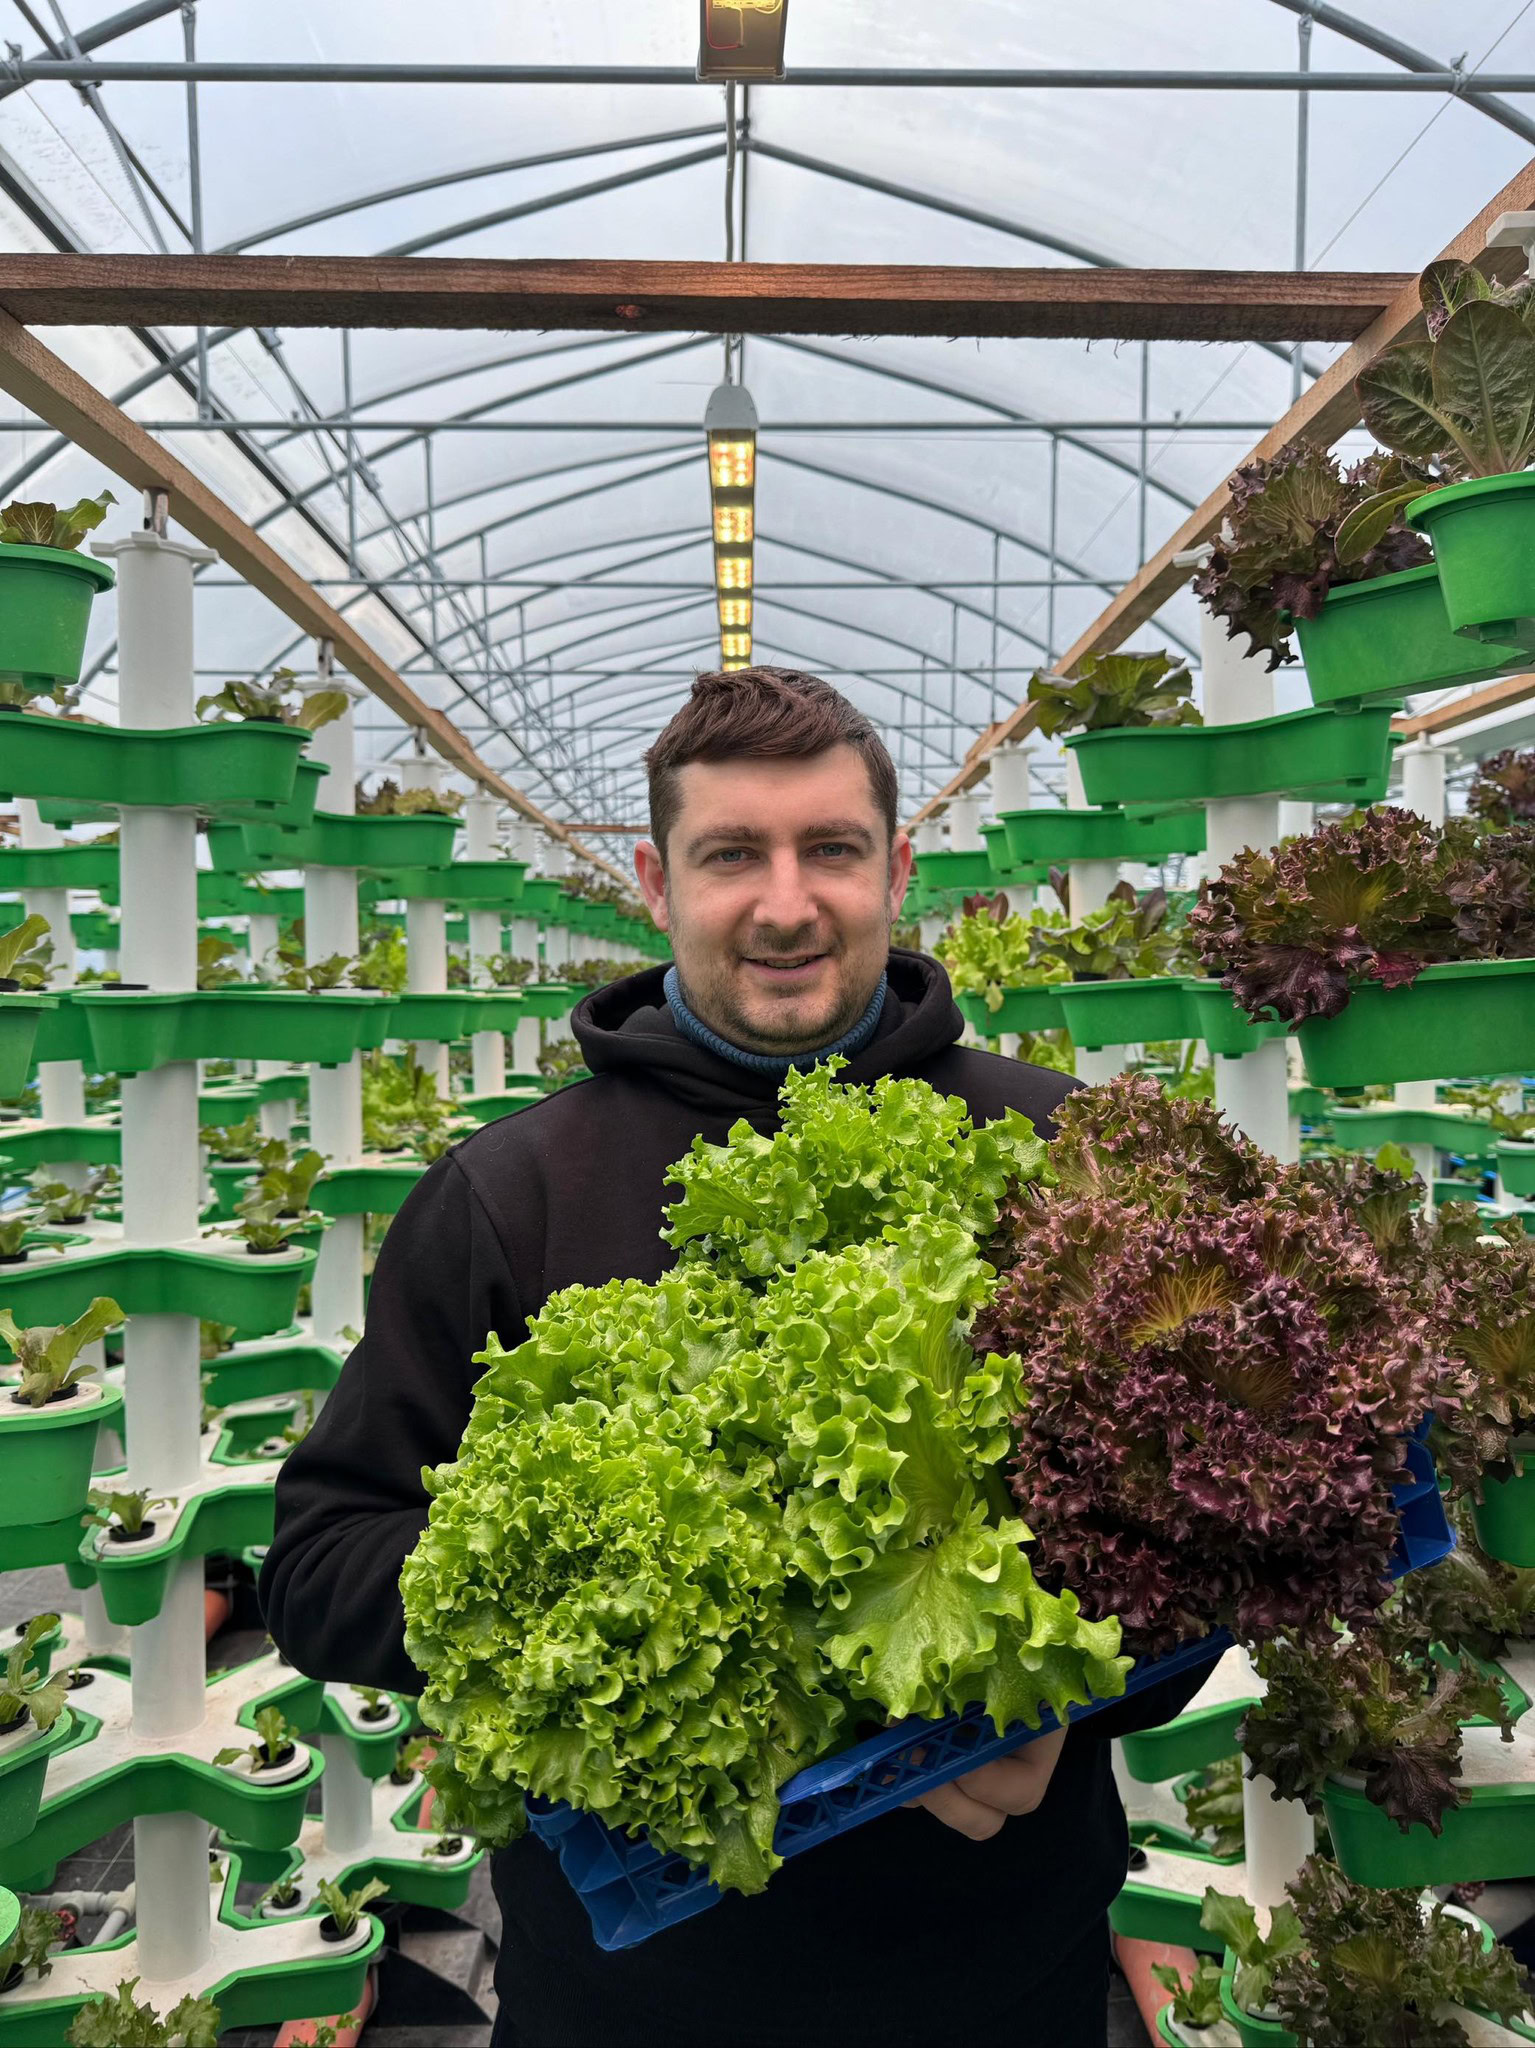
[0,718,323,823]
[1065,704,1398,810]
[0,994,56,1097]
[0,1238,314,1340]
[955,987,1065,1037]
[524,1429,1453,1951]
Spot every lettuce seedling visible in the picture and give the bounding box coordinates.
[1469,746,1535,829]
[1027,649,1200,735]
[1,1298,123,1407]
[0,491,113,552]
[0,1614,69,1733]
[196,665,346,732]
[0,913,51,990]
[0,1904,62,1987]
[65,1978,220,2048]
[1200,1888,1305,2018]
[313,1875,388,1936]
[1150,1956,1224,2030]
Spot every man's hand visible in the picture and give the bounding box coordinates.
[907,1727,1068,1841]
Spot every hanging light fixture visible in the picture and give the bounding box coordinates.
[698,0,788,82]
[706,380,758,671]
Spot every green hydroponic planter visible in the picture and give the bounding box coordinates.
[83,1481,278,1626]
[1322,1769,1535,1888]
[462,990,527,1031]
[1290,1085,1331,1126]
[1407,471,1535,647]
[1472,1447,1535,1570]
[1219,1958,1295,2048]
[956,986,1065,1037]
[1498,1141,1535,1198]
[0,1239,313,1339]
[0,1710,74,1850]
[517,878,567,919]
[460,1088,542,1123]
[0,546,114,692]
[0,994,56,1096]
[0,1380,123,1529]
[912,848,995,892]
[68,913,117,952]
[980,823,1047,890]
[314,1160,425,1218]
[0,845,116,894]
[1055,976,1190,1050]
[519,981,581,1020]
[381,991,472,1041]
[1179,979,1288,1059]
[1328,1105,1500,1161]
[201,1333,342,1408]
[999,805,1208,868]
[0,716,318,818]
[1066,704,1399,810]
[205,1158,258,1220]
[391,859,527,905]
[199,1071,306,1125]
[232,809,459,873]
[26,994,94,1069]
[1297,958,1535,1088]
[1292,563,1523,706]
[1120,1702,1252,1785]
[73,987,391,1072]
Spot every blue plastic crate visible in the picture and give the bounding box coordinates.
[526,1431,1455,1952]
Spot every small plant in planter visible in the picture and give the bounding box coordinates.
[0,1904,62,1992]
[391,1733,434,1785]
[0,912,51,991]
[1238,1627,1513,1836]
[1178,1755,1243,1860]
[1026,649,1200,734]
[260,1874,303,1912]
[196,665,347,732]
[1199,1887,1305,2022]
[194,932,243,990]
[83,1486,173,1547]
[31,1165,117,1225]
[0,1613,70,1734]
[0,492,114,553]
[214,1703,299,1775]
[1188,805,1535,1026]
[201,1113,262,1163]
[198,1319,235,1363]
[1192,445,1435,668]
[483,955,536,988]
[0,1204,42,1262]
[354,1683,394,1724]
[64,1978,220,2048]
[427,1833,466,1858]
[273,952,351,993]
[1150,1955,1225,2037]
[1270,1853,1529,2048]
[1,1297,123,1407]
[354,776,462,817]
[313,1874,388,1943]
[1469,746,1535,828]
[351,927,407,992]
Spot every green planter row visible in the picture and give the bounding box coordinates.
[1065,704,1399,811]
[0,845,115,893]
[958,976,1288,1056]
[1408,470,1535,649]
[1321,1764,1535,1890]
[388,858,527,905]
[220,809,458,873]
[460,1087,544,1124]
[1220,1956,1295,2048]
[1328,1104,1501,1162]
[201,1072,307,1124]
[0,1238,313,1340]
[1297,958,1535,1087]
[71,987,393,1072]
[0,716,324,822]
[999,805,1207,867]
[382,991,472,1041]
[0,1380,122,1531]
[518,981,582,1020]
[1293,561,1524,708]
[313,1159,426,1218]
[81,1474,278,1626]
[0,545,114,692]
[201,1332,344,1408]
[68,913,117,952]
[0,994,56,1097]
[0,1119,120,1174]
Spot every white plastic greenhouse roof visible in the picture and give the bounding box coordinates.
[4,0,1535,845]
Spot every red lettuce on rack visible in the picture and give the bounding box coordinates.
[975,1077,1443,1655]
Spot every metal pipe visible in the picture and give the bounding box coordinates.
[182,0,207,418]
[2,60,1526,87]
[1293,10,1312,404]
[115,416,1287,434]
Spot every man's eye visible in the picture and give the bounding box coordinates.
[813,843,853,858]
[711,848,751,865]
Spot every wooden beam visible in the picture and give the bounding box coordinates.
[908,154,1535,824]
[1395,671,1535,738]
[0,307,633,890]
[0,255,1413,343]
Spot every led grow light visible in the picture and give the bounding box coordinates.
[706,381,759,671]
[699,0,789,82]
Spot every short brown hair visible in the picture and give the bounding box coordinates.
[646,667,899,855]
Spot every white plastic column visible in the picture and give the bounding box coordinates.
[1063,754,1129,1086]
[16,800,86,1174]
[247,907,296,1141]
[306,670,366,1350]
[94,523,216,1986]
[914,821,947,953]
[318,1735,376,1859]
[506,827,543,1074]
[946,801,985,1042]
[1200,599,1294,1163]
[400,755,452,1087]
[1395,742,1448,1205]
[465,793,506,1097]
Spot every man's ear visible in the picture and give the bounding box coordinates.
[634,839,670,931]
[888,829,914,921]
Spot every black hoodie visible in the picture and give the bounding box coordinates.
[261,954,1203,2048]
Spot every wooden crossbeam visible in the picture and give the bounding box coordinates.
[0,255,1411,342]
[0,307,633,890]
[907,154,1535,824]
[1396,671,1535,738]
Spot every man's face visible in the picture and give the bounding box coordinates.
[634,745,913,1055]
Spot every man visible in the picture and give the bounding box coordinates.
[262,667,1201,2048]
